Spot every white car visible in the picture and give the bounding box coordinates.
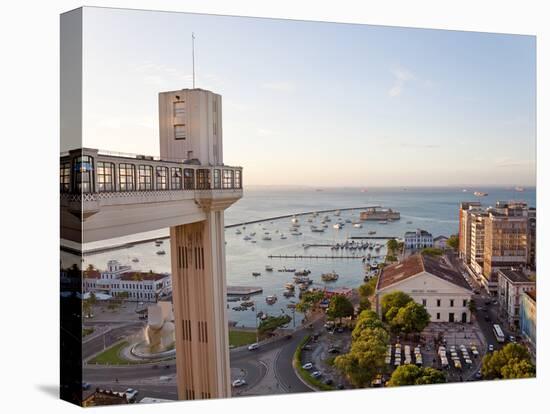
[125,388,139,401]
[232,379,246,388]
[248,343,259,351]
[311,371,322,378]
[488,344,494,352]
[302,363,313,370]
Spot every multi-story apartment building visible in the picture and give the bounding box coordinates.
[483,201,530,293]
[404,229,433,250]
[497,268,535,329]
[519,290,536,354]
[528,208,536,269]
[458,201,481,263]
[469,210,488,279]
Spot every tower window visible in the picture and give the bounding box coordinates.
[174,125,186,140]
[174,101,186,117]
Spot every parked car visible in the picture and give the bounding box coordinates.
[248,343,259,351]
[311,371,322,378]
[302,363,313,370]
[475,371,482,379]
[336,327,344,333]
[232,379,246,388]
[302,344,312,351]
[488,344,494,352]
[125,388,139,401]
[508,335,516,343]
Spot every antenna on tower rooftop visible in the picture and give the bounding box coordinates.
[192,32,196,88]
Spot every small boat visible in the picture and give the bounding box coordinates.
[290,231,302,236]
[227,297,240,302]
[515,186,525,192]
[333,223,344,229]
[321,272,339,282]
[266,295,278,305]
[252,272,261,277]
[294,275,312,284]
[262,236,272,241]
[406,221,412,224]
[462,189,468,192]
[132,258,139,263]
[345,219,352,223]
[311,226,324,232]
[353,223,362,228]
[378,220,388,224]
[242,295,251,301]
[236,229,242,235]
[265,265,273,271]
[283,290,295,298]
[243,235,252,241]
[287,303,296,309]
[294,269,311,276]
[291,216,299,224]
[368,230,376,235]
[334,210,341,216]
[251,240,257,243]
[154,239,164,245]
[249,232,256,236]
[241,301,254,308]
[285,283,295,290]
[280,234,287,240]
[156,250,166,255]
[474,191,488,197]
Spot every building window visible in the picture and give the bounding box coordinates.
[436,313,440,320]
[197,169,211,190]
[213,169,221,189]
[234,170,242,189]
[74,155,94,193]
[119,163,135,191]
[138,165,153,190]
[174,101,186,117]
[60,162,71,192]
[156,166,168,190]
[183,168,195,189]
[422,299,427,307]
[97,162,115,192]
[174,125,186,140]
[463,299,468,307]
[171,167,182,189]
[450,299,454,307]
[436,299,441,307]
[222,169,234,189]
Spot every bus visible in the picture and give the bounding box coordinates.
[493,324,505,343]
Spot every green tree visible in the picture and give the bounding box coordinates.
[481,343,535,379]
[380,291,413,321]
[388,365,446,386]
[352,310,383,341]
[295,290,324,314]
[358,276,378,298]
[386,239,398,253]
[389,301,431,335]
[446,235,459,250]
[421,247,444,256]
[468,300,476,313]
[335,326,389,387]
[358,297,371,313]
[385,255,398,263]
[327,295,354,324]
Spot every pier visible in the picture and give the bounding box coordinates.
[226,286,263,296]
[268,254,367,260]
[349,236,398,240]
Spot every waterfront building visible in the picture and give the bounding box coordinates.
[404,229,433,250]
[83,260,171,302]
[61,87,243,400]
[375,254,473,323]
[359,207,400,221]
[458,201,481,263]
[482,201,530,294]
[433,235,449,250]
[497,268,535,330]
[519,290,536,354]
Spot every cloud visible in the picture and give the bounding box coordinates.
[261,81,295,93]
[388,67,415,97]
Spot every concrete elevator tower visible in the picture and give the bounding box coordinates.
[158,89,237,400]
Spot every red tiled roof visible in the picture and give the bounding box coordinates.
[119,272,168,281]
[83,270,101,279]
[378,254,471,291]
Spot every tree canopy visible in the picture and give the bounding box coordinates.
[327,295,354,322]
[295,290,325,314]
[421,247,444,256]
[388,301,431,334]
[446,234,459,249]
[358,276,378,298]
[380,291,413,321]
[352,310,384,341]
[388,365,446,386]
[481,343,535,379]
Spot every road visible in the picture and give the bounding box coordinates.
[83,322,144,360]
[83,317,322,400]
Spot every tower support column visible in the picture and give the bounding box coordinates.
[170,209,231,400]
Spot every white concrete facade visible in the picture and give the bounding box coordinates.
[376,271,472,323]
[404,229,433,250]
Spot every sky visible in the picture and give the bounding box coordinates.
[80,7,536,187]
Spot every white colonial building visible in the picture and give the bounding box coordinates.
[83,260,171,302]
[497,268,535,329]
[375,254,473,323]
[404,229,433,250]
